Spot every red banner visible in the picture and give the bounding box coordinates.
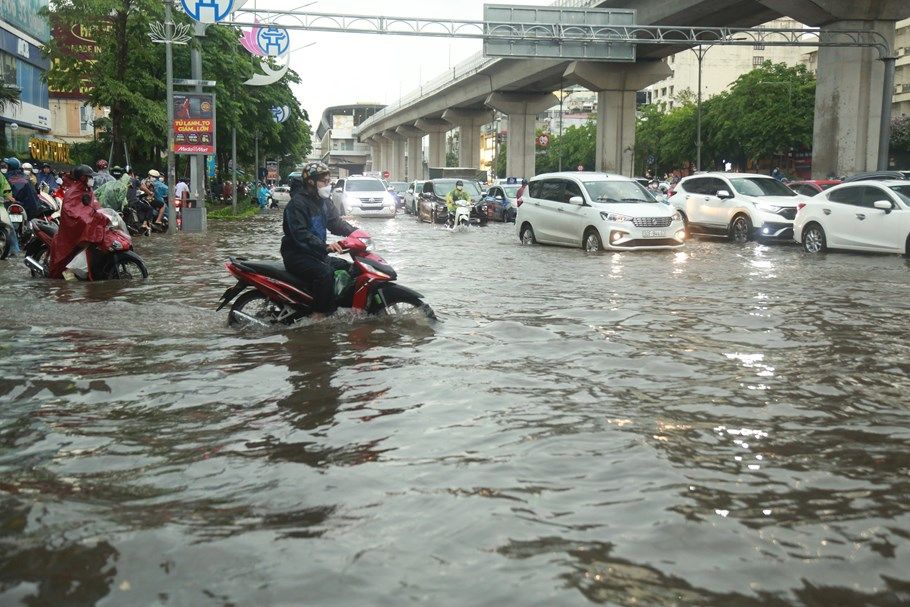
[173,93,216,155]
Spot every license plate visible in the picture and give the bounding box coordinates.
[642,230,665,238]
[9,214,23,223]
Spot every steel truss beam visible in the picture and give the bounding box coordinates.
[223,9,894,59]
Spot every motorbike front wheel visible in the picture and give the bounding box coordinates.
[369,291,436,320]
[228,290,285,328]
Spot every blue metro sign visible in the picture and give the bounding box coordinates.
[180,0,234,24]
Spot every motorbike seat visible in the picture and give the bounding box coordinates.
[233,258,311,290]
[33,220,58,236]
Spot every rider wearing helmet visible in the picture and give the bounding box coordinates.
[281,161,357,319]
[444,180,471,227]
[95,165,129,212]
[48,165,107,279]
[94,159,114,188]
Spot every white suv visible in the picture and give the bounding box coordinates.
[331,176,396,217]
[667,172,807,242]
[515,172,685,251]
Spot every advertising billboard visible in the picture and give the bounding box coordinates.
[173,93,216,155]
[332,114,354,139]
[266,161,279,182]
[48,20,102,99]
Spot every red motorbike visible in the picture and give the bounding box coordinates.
[218,230,435,327]
[23,208,148,280]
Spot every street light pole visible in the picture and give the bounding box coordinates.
[690,45,710,172]
[164,1,176,231]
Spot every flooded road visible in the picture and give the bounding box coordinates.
[1,210,909,606]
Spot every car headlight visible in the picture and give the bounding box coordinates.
[756,203,782,213]
[600,212,633,223]
[344,194,360,205]
[671,210,682,222]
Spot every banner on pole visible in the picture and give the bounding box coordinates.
[173,92,216,155]
[266,161,279,181]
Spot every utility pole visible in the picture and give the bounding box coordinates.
[191,23,207,212]
[164,1,177,231]
[232,127,238,214]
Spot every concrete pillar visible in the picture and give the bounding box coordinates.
[376,136,392,177]
[368,140,381,173]
[485,92,559,179]
[812,21,896,178]
[441,108,491,169]
[563,61,672,176]
[415,118,451,169]
[397,125,425,181]
[383,129,407,181]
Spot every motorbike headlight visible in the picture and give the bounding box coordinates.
[600,212,633,223]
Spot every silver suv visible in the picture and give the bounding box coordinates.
[331,176,396,217]
[667,172,808,242]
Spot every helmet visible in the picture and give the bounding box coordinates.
[21,162,33,171]
[148,169,161,178]
[455,180,464,187]
[110,165,125,178]
[300,161,330,183]
[96,159,108,170]
[73,164,94,180]
[4,157,21,170]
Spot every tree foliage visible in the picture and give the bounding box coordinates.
[42,0,311,176]
[891,115,910,154]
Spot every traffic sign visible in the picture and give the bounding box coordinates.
[180,0,234,24]
[536,133,550,147]
[382,170,390,179]
[577,165,584,171]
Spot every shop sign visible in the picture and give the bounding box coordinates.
[29,137,71,164]
[173,93,216,155]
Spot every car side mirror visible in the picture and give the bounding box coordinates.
[569,196,584,205]
[407,189,413,194]
[333,188,342,193]
[716,189,733,199]
[873,200,893,212]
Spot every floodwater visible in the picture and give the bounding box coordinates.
[1,210,909,606]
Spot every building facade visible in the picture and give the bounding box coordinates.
[1,0,52,157]
[646,18,813,111]
[316,103,384,178]
[894,18,910,117]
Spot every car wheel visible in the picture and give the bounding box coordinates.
[904,234,910,259]
[678,211,689,238]
[520,224,536,245]
[803,223,827,254]
[583,228,603,252]
[729,215,752,243]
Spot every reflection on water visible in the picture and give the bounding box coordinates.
[0,212,908,605]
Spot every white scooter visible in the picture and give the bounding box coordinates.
[0,204,15,259]
[445,201,473,229]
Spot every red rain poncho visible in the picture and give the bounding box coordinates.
[48,176,109,279]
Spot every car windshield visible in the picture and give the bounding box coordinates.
[389,182,409,193]
[729,177,797,197]
[584,180,656,203]
[888,184,910,204]
[346,179,386,192]
[435,179,481,197]
[502,185,520,198]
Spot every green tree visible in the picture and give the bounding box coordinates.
[707,61,815,165]
[891,115,910,154]
[494,142,507,177]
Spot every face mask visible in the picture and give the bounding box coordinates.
[0,169,6,174]
[456,186,463,191]
[86,177,95,188]
[318,185,332,198]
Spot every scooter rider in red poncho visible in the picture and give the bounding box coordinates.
[48,165,109,279]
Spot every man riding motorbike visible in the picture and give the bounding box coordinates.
[36,163,56,191]
[48,165,109,279]
[4,157,42,256]
[281,161,357,320]
[95,165,129,212]
[445,179,471,227]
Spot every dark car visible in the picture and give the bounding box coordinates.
[418,179,485,224]
[387,181,409,211]
[483,184,520,222]
[842,171,906,183]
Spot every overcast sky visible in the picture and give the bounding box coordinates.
[244,0,556,126]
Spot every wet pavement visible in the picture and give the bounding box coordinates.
[1,210,909,606]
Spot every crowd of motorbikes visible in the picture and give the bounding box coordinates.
[2,179,150,281]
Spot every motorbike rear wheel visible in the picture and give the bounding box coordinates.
[24,240,49,277]
[110,256,149,280]
[0,225,11,260]
[228,290,284,328]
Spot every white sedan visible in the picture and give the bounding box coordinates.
[794,180,910,256]
[269,185,291,207]
[515,172,685,251]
